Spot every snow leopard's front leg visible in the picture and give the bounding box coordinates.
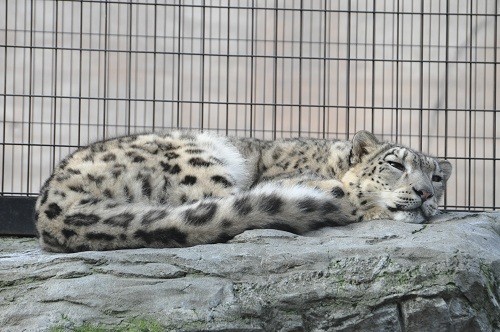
[272,175,347,199]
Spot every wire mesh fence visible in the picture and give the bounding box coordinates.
[0,0,498,212]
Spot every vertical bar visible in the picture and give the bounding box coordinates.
[176,1,182,128]
[336,1,340,137]
[382,0,387,139]
[456,2,461,209]
[127,1,132,134]
[467,0,472,210]
[1,0,8,194]
[426,0,432,154]
[493,0,498,209]
[161,5,167,129]
[10,0,16,195]
[279,6,285,138]
[418,0,424,151]
[345,0,351,139]
[87,2,93,141]
[51,1,59,172]
[444,0,449,208]
[139,6,144,130]
[249,0,255,137]
[272,0,278,140]
[408,1,414,145]
[298,0,304,137]
[472,0,478,209]
[225,1,230,136]
[371,0,376,131]
[38,1,46,192]
[167,4,174,127]
[321,0,327,138]
[152,0,158,130]
[102,1,109,139]
[308,5,314,137]
[481,0,488,209]
[395,0,400,142]
[187,7,192,129]
[78,0,83,146]
[289,6,295,137]
[26,0,35,195]
[260,4,267,138]
[69,3,74,147]
[200,0,206,130]
[354,0,359,134]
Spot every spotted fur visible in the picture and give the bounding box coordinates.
[35,130,452,252]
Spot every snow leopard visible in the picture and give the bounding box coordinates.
[35,130,452,252]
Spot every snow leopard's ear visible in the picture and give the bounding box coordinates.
[438,160,452,182]
[351,131,381,162]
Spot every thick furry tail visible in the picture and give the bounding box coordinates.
[37,183,356,252]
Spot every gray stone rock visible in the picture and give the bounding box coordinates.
[0,212,499,331]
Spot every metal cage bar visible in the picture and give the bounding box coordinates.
[0,0,498,213]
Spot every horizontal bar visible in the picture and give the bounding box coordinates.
[19,0,497,17]
[2,140,500,156]
[1,44,497,66]
[1,93,499,114]
[2,37,496,52]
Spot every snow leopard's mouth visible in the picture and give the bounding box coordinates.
[391,208,428,224]
[387,203,435,219]
[387,204,415,212]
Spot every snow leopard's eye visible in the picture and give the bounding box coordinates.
[432,175,443,182]
[388,161,405,172]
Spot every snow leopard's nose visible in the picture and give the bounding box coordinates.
[413,188,433,201]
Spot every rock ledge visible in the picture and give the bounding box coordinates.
[1,212,499,331]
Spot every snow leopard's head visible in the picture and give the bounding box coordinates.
[343,131,452,223]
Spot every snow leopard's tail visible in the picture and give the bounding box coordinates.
[37,183,357,252]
